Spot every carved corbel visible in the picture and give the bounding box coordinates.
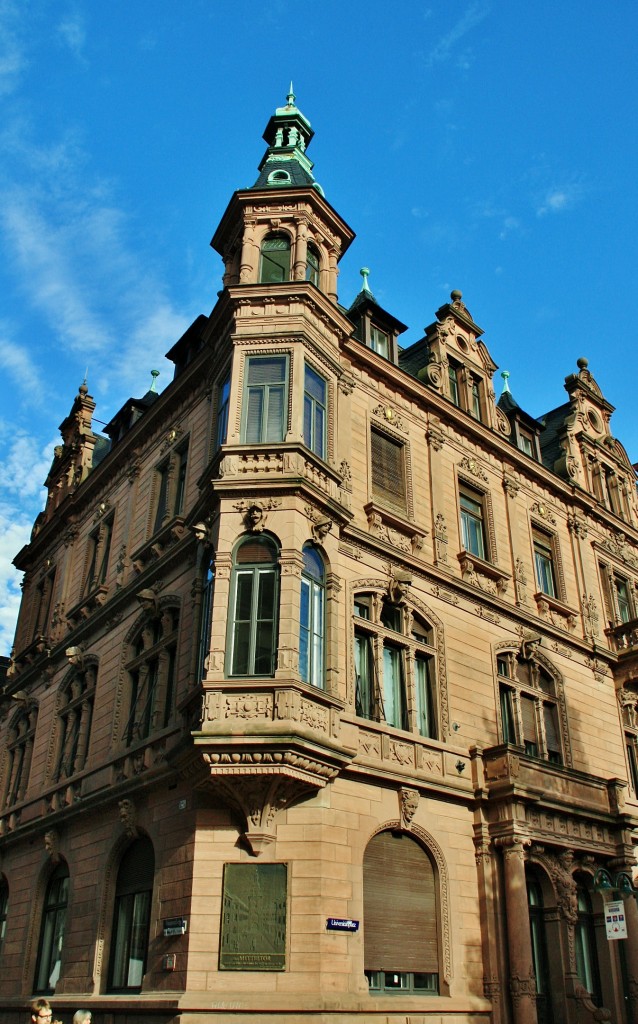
[118,798,138,838]
[44,828,61,863]
[398,787,419,828]
[388,569,413,604]
[213,775,316,857]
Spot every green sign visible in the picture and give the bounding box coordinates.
[219,862,287,971]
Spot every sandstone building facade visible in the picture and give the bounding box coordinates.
[2,91,638,1024]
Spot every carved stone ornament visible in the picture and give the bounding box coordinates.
[496,407,512,436]
[459,455,488,482]
[339,459,352,490]
[531,500,557,525]
[503,475,520,498]
[93,499,111,521]
[44,828,61,863]
[567,512,588,539]
[160,424,183,454]
[399,786,419,828]
[434,513,448,563]
[202,751,344,856]
[233,498,281,533]
[304,505,333,542]
[546,849,578,925]
[388,568,413,604]
[118,798,138,838]
[372,403,404,431]
[582,593,599,639]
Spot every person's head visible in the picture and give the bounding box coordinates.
[73,1012,92,1024]
[30,1000,52,1024]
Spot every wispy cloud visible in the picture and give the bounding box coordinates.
[536,182,584,217]
[57,11,87,64]
[0,0,28,96]
[0,503,32,654]
[0,332,41,393]
[425,2,490,68]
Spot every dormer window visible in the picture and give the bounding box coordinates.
[267,169,291,185]
[306,244,320,287]
[259,233,291,283]
[370,325,389,358]
[448,361,461,407]
[518,429,535,457]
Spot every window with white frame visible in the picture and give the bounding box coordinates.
[300,544,325,688]
[497,651,563,763]
[303,364,327,460]
[532,527,557,598]
[353,592,437,737]
[242,355,288,444]
[227,535,279,677]
[459,485,487,560]
[259,233,291,283]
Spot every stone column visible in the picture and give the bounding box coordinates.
[239,220,258,284]
[293,220,308,281]
[498,836,538,1024]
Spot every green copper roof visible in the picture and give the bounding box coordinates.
[253,87,324,194]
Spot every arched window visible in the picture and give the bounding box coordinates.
[526,872,553,1024]
[300,545,325,688]
[354,594,437,736]
[2,704,37,807]
[306,244,320,287]
[575,878,602,1006]
[228,536,279,677]
[0,876,8,952]
[34,863,69,994]
[363,831,439,994]
[259,233,291,283]
[108,837,154,992]
[497,651,564,763]
[196,558,215,682]
[53,664,96,781]
[122,608,179,746]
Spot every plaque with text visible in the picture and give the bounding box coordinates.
[219,862,287,970]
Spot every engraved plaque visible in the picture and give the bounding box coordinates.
[219,862,287,971]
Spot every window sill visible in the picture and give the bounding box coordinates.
[533,591,577,630]
[364,501,426,555]
[67,584,109,626]
[457,551,510,596]
[131,516,187,572]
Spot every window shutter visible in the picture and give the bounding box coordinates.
[265,385,285,441]
[371,430,406,513]
[117,837,155,895]
[520,694,538,746]
[543,703,560,753]
[363,831,438,973]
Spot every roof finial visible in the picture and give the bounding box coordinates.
[501,370,510,393]
[360,267,372,294]
[150,369,160,393]
[286,82,295,106]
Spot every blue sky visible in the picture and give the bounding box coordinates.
[1,0,637,654]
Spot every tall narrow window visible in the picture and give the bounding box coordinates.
[243,355,288,443]
[518,430,535,457]
[228,536,279,677]
[299,545,325,688]
[460,488,486,559]
[370,326,389,358]
[53,665,96,780]
[123,609,179,746]
[108,838,154,992]
[306,244,320,287]
[470,377,481,420]
[575,882,602,1006]
[527,874,553,1024]
[448,362,460,407]
[496,653,564,764]
[216,374,231,448]
[533,530,557,598]
[259,233,291,283]
[371,429,407,515]
[34,864,69,994]
[499,684,515,743]
[364,831,439,995]
[83,516,113,596]
[0,877,8,952]
[352,593,437,737]
[2,705,37,807]
[196,560,214,682]
[33,570,56,640]
[615,576,632,623]
[303,365,327,459]
[173,445,188,515]
[153,462,170,532]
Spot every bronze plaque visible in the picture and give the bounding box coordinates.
[219,862,287,970]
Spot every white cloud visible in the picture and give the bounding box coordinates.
[0,498,37,655]
[0,0,27,96]
[536,181,585,217]
[57,11,87,64]
[425,2,490,68]
[0,332,41,392]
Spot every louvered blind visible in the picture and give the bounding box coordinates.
[371,430,406,513]
[520,694,538,747]
[543,703,560,754]
[117,837,155,895]
[363,831,437,972]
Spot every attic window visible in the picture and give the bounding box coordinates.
[587,409,602,433]
[268,169,291,185]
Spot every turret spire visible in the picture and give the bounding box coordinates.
[253,88,323,194]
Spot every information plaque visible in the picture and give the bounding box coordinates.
[219,862,287,971]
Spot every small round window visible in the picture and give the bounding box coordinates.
[587,409,602,433]
[268,169,291,185]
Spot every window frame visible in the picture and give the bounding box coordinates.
[0,877,8,953]
[216,372,231,449]
[306,243,320,287]
[259,232,291,284]
[241,354,289,445]
[459,485,487,561]
[353,592,438,738]
[122,609,179,747]
[227,535,279,678]
[34,863,69,995]
[370,427,408,516]
[303,363,327,461]
[2,704,37,807]
[496,651,565,765]
[370,325,390,358]
[299,544,325,689]
[107,838,154,993]
[52,665,96,781]
[532,528,557,599]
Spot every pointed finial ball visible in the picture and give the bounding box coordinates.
[450,289,463,302]
[501,370,511,393]
[360,267,371,292]
[577,357,589,370]
[79,381,88,396]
